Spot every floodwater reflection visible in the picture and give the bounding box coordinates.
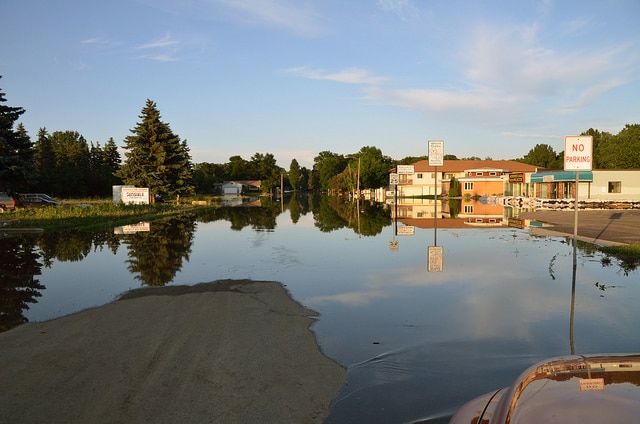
[1,196,639,423]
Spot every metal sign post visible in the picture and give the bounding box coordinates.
[428,140,444,272]
[564,135,592,352]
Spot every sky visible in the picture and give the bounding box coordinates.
[1,0,639,168]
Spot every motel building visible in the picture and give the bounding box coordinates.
[388,160,640,229]
[389,160,540,227]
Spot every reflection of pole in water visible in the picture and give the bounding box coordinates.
[434,166,438,247]
[570,170,579,355]
[570,239,577,355]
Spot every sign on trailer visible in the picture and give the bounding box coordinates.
[564,136,593,171]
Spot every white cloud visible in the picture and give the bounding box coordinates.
[363,23,636,123]
[137,34,180,50]
[377,0,420,20]
[209,0,325,36]
[286,66,388,85]
[306,290,389,307]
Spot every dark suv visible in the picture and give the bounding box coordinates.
[0,192,19,212]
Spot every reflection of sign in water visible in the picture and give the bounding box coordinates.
[397,165,414,175]
[428,140,444,167]
[427,246,443,272]
[579,378,605,391]
[114,222,151,234]
[389,240,399,251]
[508,218,524,229]
[396,226,415,236]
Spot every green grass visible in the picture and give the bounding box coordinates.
[5,201,215,231]
[598,243,640,268]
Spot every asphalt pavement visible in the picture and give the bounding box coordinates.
[519,209,640,246]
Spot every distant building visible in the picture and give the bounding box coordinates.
[530,169,640,200]
[390,160,540,198]
[221,180,262,196]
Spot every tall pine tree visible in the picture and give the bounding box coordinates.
[116,100,194,203]
[0,79,36,193]
[33,127,56,194]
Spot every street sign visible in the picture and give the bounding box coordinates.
[397,165,414,175]
[389,173,399,185]
[564,136,593,171]
[396,225,415,236]
[428,140,444,167]
[427,246,443,272]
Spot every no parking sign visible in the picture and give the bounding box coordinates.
[564,136,593,171]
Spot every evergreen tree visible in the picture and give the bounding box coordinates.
[103,137,122,188]
[87,141,106,196]
[115,100,194,203]
[0,80,37,192]
[33,127,55,194]
[48,130,90,197]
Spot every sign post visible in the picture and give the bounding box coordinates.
[564,135,592,354]
[428,140,444,271]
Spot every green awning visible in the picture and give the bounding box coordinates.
[530,171,593,183]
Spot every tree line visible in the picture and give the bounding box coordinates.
[2,77,638,200]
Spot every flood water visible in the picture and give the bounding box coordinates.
[2,195,639,423]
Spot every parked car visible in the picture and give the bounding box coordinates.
[18,193,61,207]
[0,192,19,212]
[450,353,640,424]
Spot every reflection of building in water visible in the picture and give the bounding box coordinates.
[389,160,540,199]
[389,160,540,228]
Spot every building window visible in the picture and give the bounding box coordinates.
[476,172,483,176]
[417,173,423,179]
[464,205,474,213]
[608,181,622,193]
[489,172,497,176]
[464,182,474,191]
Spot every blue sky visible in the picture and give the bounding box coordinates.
[1,0,638,168]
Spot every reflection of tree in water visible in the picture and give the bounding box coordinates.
[0,235,44,333]
[124,215,196,286]
[38,229,121,266]
[198,201,281,231]
[312,195,391,236]
[288,194,301,223]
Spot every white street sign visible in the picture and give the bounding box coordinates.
[389,173,399,185]
[428,140,444,167]
[564,136,593,171]
[397,225,415,236]
[397,165,414,175]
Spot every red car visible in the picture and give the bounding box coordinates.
[451,354,640,424]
